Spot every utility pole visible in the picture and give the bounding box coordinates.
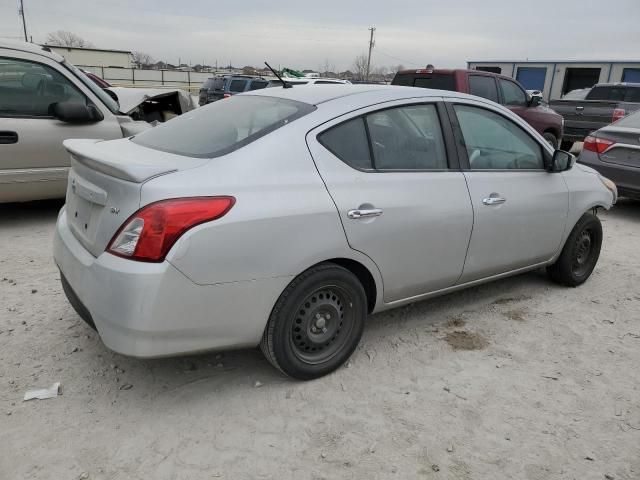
[18,0,28,42]
[365,26,375,82]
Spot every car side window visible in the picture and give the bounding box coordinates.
[318,118,373,170]
[468,75,499,103]
[365,104,447,170]
[498,79,527,106]
[0,57,85,118]
[454,104,544,170]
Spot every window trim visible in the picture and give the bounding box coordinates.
[0,55,91,120]
[445,101,551,172]
[316,101,458,173]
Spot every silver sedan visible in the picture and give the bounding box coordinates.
[54,85,617,379]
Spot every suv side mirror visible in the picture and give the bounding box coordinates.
[549,150,574,172]
[49,101,103,124]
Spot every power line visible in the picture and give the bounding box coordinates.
[374,47,423,67]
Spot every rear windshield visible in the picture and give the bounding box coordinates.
[229,79,247,92]
[131,95,316,158]
[392,73,456,91]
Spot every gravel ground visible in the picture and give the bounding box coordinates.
[1,199,639,480]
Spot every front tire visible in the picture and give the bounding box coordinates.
[260,263,367,380]
[546,212,603,287]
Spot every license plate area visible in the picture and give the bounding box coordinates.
[67,173,107,244]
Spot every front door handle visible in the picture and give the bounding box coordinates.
[482,196,506,206]
[0,131,18,144]
[347,208,383,219]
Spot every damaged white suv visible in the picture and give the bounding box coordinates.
[0,40,193,203]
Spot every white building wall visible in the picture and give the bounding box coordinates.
[48,46,132,68]
[468,61,640,100]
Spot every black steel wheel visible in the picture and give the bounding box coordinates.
[261,263,367,380]
[547,212,603,287]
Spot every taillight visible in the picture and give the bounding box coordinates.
[223,93,232,98]
[612,108,626,123]
[107,197,235,262]
[583,135,615,154]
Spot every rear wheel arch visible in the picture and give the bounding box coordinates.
[325,258,378,313]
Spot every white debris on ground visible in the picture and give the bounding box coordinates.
[23,382,61,401]
[1,199,639,479]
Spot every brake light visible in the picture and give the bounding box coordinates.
[107,197,235,262]
[583,135,615,154]
[612,108,626,122]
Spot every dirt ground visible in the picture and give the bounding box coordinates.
[1,199,639,480]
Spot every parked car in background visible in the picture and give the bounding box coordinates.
[267,78,351,87]
[550,83,640,149]
[54,84,616,380]
[392,69,564,148]
[579,109,640,199]
[198,75,269,105]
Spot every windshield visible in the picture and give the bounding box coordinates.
[62,61,120,114]
[131,95,316,158]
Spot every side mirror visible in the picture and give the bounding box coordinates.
[548,150,574,172]
[528,95,542,107]
[49,101,103,124]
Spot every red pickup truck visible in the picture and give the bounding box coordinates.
[392,69,564,148]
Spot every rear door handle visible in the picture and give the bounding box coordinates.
[347,208,383,219]
[0,131,18,144]
[482,196,506,206]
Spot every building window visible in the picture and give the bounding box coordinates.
[562,68,601,95]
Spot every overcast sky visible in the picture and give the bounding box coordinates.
[2,0,639,71]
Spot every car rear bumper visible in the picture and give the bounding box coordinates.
[578,151,640,199]
[53,207,290,358]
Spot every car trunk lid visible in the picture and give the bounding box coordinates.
[64,138,209,257]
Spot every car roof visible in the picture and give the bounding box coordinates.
[244,84,470,106]
[397,68,517,81]
[0,40,64,62]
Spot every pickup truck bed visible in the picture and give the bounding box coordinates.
[550,83,640,146]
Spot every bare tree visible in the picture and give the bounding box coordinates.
[393,64,405,72]
[352,54,369,82]
[45,30,93,48]
[132,51,155,68]
[319,58,336,78]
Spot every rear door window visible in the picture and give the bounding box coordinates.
[318,118,372,170]
[468,75,499,103]
[587,86,626,101]
[229,79,248,93]
[366,105,447,170]
[498,79,527,106]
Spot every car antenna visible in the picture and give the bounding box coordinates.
[265,62,292,89]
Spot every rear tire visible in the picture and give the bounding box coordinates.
[543,132,558,149]
[260,263,367,380]
[546,212,602,287]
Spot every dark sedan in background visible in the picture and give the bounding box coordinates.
[579,109,640,199]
